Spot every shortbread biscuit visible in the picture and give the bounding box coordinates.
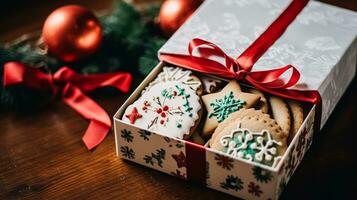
[268,96,290,138]
[123,81,202,139]
[211,108,273,143]
[247,88,269,113]
[287,100,304,143]
[201,80,260,136]
[210,109,287,167]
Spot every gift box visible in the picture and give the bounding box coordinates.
[113,0,357,199]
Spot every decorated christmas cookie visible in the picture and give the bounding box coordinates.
[122,81,202,139]
[143,66,203,95]
[210,109,287,167]
[200,75,223,94]
[201,80,260,136]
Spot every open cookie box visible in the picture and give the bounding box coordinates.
[114,0,357,199]
[113,62,316,200]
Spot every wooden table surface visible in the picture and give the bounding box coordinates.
[1,1,356,199]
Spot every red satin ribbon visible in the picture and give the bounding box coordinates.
[3,62,132,150]
[160,0,321,105]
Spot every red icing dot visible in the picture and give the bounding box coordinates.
[142,106,147,110]
[156,108,162,113]
[173,91,177,96]
[160,120,165,124]
[161,112,166,117]
[144,101,150,106]
[163,105,169,111]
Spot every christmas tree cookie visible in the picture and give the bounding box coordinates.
[210,109,287,167]
[122,81,202,139]
[201,80,260,136]
[143,66,203,95]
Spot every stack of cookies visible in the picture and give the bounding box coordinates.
[122,66,304,167]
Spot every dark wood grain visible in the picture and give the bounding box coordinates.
[0,1,356,199]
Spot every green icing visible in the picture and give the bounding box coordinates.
[208,91,246,122]
[221,128,281,167]
[224,132,256,160]
[175,85,193,116]
[161,89,173,99]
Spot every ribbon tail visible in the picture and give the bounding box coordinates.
[54,67,133,93]
[62,83,111,150]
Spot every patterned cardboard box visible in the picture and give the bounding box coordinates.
[114,0,357,199]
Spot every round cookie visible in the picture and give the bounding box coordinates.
[143,66,203,95]
[287,100,304,143]
[210,109,287,167]
[247,88,269,113]
[211,108,273,143]
[268,96,291,137]
[123,81,202,139]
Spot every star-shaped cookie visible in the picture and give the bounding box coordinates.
[201,80,260,136]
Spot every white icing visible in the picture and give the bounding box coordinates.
[200,76,222,93]
[220,123,282,167]
[123,81,201,139]
[142,66,201,93]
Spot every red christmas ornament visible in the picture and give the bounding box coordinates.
[159,0,203,36]
[42,5,102,62]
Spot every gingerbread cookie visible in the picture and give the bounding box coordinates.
[247,88,269,113]
[123,81,202,139]
[143,66,203,95]
[210,109,287,167]
[287,100,304,143]
[268,96,291,138]
[200,75,223,94]
[201,80,260,136]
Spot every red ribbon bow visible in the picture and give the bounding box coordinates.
[3,62,132,150]
[160,0,320,105]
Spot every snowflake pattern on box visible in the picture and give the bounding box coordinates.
[208,91,246,123]
[144,148,166,168]
[138,129,151,141]
[220,123,282,167]
[248,182,263,197]
[220,175,244,191]
[120,146,135,159]
[215,154,234,170]
[121,129,133,143]
[122,82,201,139]
[172,151,186,168]
[252,166,273,183]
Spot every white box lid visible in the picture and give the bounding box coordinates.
[159,0,357,128]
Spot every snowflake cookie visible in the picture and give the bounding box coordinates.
[201,80,260,136]
[210,109,288,167]
[142,66,203,95]
[122,81,202,139]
